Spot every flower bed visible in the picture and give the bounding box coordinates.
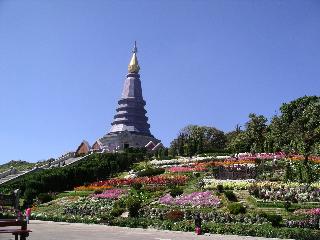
[285,218,319,229]
[249,182,320,202]
[288,155,320,163]
[159,191,220,207]
[295,208,320,216]
[110,218,320,240]
[93,189,127,199]
[63,197,113,216]
[167,164,207,173]
[80,175,188,189]
[213,159,256,166]
[307,208,320,215]
[204,179,255,190]
[139,207,268,224]
[150,156,217,166]
[74,185,112,191]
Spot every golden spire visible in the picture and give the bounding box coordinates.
[128,41,140,73]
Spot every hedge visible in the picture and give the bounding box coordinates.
[0,152,144,203]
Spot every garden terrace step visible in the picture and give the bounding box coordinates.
[258,207,284,215]
[234,190,253,208]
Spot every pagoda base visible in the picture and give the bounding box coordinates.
[98,131,160,152]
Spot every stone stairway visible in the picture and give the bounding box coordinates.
[0,170,30,185]
[235,190,250,203]
[0,153,94,186]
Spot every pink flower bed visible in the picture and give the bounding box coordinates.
[159,191,220,207]
[90,175,188,187]
[93,189,127,199]
[167,166,206,172]
[307,208,320,215]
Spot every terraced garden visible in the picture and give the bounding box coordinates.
[18,153,320,239]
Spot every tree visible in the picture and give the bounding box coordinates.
[227,131,250,153]
[245,113,268,153]
[270,96,320,160]
[226,114,268,154]
[169,125,226,156]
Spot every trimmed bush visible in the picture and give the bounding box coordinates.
[284,201,291,212]
[164,210,184,221]
[265,214,283,227]
[110,207,125,217]
[1,153,143,203]
[228,203,246,215]
[106,218,320,240]
[94,189,103,194]
[37,193,53,203]
[170,187,183,197]
[131,183,142,190]
[126,197,141,217]
[137,167,165,177]
[224,191,238,202]
[216,184,224,193]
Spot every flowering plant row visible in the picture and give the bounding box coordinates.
[80,175,188,188]
[150,156,216,166]
[63,197,113,217]
[74,185,112,191]
[288,155,320,163]
[159,191,220,207]
[167,163,207,172]
[139,207,269,224]
[93,189,127,199]
[235,152,286,160]
[249,183,320,202]
[212,159,256,166]
[295,208,320,216]
[204,179,255,190]
[285,218,319,229]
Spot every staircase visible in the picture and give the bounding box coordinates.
[0,153,94,186]
[0,170,34,185]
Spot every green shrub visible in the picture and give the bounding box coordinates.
[227,203,246,215]
[137,167,165,177]
[284,201,291,212]
[99,214,113,223]
[3,153,143,203]
[131,183,142,190]
[126,197,141,217]
[265,214,282,227]
[224,191,238,202]
[170,187,183,197]
[164,210,184,221]
[37,193,53,203]
[193,172,200,177]
[216,184,224,193]
[107,218,320,240]
[110,207,125,217]
[113,198,126,209]
[94,189,103,194]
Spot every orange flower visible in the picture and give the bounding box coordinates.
[74,185,112,191]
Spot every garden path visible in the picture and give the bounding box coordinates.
[14,220,289,240]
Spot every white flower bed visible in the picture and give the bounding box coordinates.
[150,156,231,166]
[203,179,256,190]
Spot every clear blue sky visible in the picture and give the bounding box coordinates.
[0,0,319,164]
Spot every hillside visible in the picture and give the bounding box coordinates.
[0,160,36,173]
[2,153,320,239]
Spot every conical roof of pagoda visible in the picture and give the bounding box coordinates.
[109,42,152,136]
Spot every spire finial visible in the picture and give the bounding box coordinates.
[133,41,138,54]
[128,41,140,73]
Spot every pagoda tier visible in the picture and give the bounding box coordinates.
[109,73,152,136]
[98,42,160,152]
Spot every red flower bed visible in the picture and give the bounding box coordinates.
[88,175,188,187]
[167,163,207,172]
